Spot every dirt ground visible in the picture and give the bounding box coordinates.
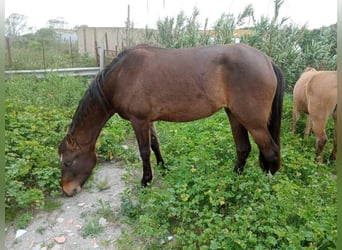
[5,161,130,250]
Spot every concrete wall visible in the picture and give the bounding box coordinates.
[76,26,148,58]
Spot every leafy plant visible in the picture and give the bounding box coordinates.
[16,212,33,229]
[154,7,210,48]
[80,218,104,238]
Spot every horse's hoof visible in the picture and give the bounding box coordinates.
[141,175,153,187]
[329,154,336,161]
[234,167,243,174]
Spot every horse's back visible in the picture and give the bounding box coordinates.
[308,71,337,94]
[307,71,337,116]
[110,44,277,123]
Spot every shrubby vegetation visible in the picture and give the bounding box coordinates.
[5,27,96,70]
[149,6,336,91]
[5,0,336,248]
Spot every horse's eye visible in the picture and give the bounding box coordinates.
[64,160,73,168]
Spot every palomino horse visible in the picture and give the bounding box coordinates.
[292,67,337,162]
[58,44,284,196]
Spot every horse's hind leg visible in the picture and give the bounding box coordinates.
[150,123,166,168]
[304,115,312,137]
[225,109,251,174]
[312,117,328,163]
[292,109,300,133]
[249,128,279,174]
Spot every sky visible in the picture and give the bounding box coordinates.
[5,0,337,31]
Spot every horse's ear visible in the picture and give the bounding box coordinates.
[66,134,79,150]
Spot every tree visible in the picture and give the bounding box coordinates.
[35,28,57,42]
[47,17,68,29]
[5,13,30,37]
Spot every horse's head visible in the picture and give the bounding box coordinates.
[58,133,97,197]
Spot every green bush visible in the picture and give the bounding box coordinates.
[6,32,96,70]
[151,6,336,92]
[5,97,70,216]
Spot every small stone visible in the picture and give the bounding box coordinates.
[56,217,64,223]
[77,202,85,207]
[54,235,66,244]
[98,217,107,226]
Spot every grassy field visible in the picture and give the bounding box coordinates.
[5,75,336,248]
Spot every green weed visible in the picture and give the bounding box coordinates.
[80,218,104,238]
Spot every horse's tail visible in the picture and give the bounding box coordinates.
[269,62,285,168]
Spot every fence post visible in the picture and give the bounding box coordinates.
[99,43,104,70]
[42,40,46,69]
[6,37,12,68]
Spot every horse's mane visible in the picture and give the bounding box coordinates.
[69,49,129,130]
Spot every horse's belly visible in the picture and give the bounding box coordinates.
[151,102,223,122]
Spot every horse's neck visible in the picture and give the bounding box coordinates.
[71,105,112,148]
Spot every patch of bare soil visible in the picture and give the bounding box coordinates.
[5,161,130,250]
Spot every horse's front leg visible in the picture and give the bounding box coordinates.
[131,119,153,186]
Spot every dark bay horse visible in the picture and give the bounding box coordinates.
[58,44,284,196]
[292,67,337,162]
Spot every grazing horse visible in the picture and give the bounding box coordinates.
[292,67,337,162]
[58,44,284,196]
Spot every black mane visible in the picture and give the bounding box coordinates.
[69,49,129,131]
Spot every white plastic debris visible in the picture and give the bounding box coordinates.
[15,229,27,239]
[161,235,173,244]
